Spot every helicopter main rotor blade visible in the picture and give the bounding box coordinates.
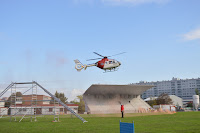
[86,58,103,61]
[108,52,126,57]
[93,52,104,57]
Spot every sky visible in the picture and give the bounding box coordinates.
[0,0,200,101]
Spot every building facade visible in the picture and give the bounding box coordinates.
[134,77,200,101]
[0,94,78,116]
[22,95,51,105]
[0,107,8,115]
[0,98,5,107]
[10,104,78,115]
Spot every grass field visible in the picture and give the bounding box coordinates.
[0,112,200,133]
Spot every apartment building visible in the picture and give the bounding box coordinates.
[134,77,200,100]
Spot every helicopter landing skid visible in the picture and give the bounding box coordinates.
[103,68,119,73]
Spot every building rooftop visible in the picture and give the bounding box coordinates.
[135,77,200,84]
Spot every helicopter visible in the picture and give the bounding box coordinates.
[74,52,125,72]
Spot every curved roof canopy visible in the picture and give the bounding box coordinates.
[84,84,154,96]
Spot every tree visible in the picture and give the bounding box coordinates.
[52,91,68,104]
[186,101,193,108]
[59,93,67,104]
[156,93,173,105]
[146,99,157,107]
[16,92,22,97]
[5,92,23,107]
[55,91,59,99]
[72,95,85,114]
[5,100,10,107]
[195,88,199,95]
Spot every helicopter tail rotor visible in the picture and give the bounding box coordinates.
[74,59,85,71]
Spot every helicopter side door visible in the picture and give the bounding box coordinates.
[104,60,115,69]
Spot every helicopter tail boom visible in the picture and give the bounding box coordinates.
[74,59,96,71]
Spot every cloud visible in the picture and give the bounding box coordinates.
[182,28,200,41]
[67,89,85,101]
[102,0,171,5]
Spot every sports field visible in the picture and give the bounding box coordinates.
[0,112,199,133]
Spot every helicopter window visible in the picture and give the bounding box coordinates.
[109,61,112,64]
[113,60,116,63]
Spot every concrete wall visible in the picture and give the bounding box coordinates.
[84,94,151,114]
[84,84,154,114]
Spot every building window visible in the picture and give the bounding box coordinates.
[49,108,53,112]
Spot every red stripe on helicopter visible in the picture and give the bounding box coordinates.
[97,58,109,69]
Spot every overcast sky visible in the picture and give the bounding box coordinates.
[0,0,200,101]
